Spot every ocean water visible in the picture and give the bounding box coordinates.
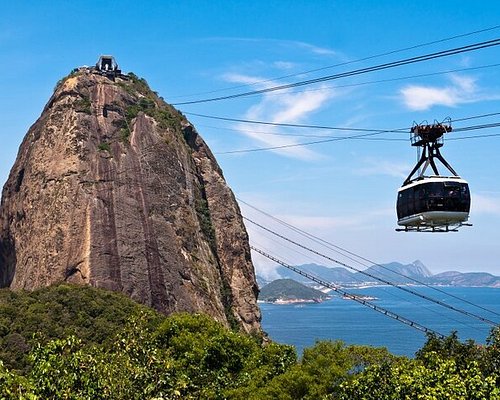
[260,286,500,357]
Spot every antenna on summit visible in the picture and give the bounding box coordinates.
[95,55,122,80]
[73,55,127,81]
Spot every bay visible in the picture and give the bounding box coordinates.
[260,286,500,357]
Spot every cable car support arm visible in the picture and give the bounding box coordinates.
[403,120,459,185]
[404,142,459,185]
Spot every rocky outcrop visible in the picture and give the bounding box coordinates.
[0,71,261,333]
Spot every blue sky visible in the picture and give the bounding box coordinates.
[1,1,500,276]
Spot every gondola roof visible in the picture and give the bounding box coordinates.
[398,176,468,191]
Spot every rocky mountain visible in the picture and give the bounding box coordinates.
[259,279,331,303]
[261,260,500,288]
[0,67,260,333]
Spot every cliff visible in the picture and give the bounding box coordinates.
[0,69,261,333]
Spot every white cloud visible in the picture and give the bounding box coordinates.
[237,194,398,278]
[295,42,337,56]
[234,124,320,160]
[458,56,471,68]
[273,90,332,122]
[278,207,394,231]
[245,206,395,278]
[450,75,476,92]
[355,157,412,179]
[224,73,338,159]
[273,61,296,70]
[201,37,339,58]
[400,74,479,111]
[402,86,458,110]
[222,72,271,87]
[471,193,500,216]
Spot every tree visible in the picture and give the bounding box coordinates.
[338,352,499,399]
[0,361,35,400]
[230,340,393,400]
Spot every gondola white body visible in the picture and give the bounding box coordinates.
[397,176,470,230]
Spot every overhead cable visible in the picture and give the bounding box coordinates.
[451,111,500,123]
[215,129,396,154]
[185,111,407,133]
[453,121,500,133]
[239,198,500,320]
[196,111,500,141]
[172,38,500,105]
[244,63,500,98]
[170,25,500,100]
[251,245,446,338]
[198,124,405,140]
[215,120,500,154]
[187,111,500,133]
[179,63,500,101]
[448,132,500,141]
[244,216,498,327]
[251,235,484,333]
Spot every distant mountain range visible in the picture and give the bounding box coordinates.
[258,260,500,288]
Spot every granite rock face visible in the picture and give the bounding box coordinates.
[0,71,261,333]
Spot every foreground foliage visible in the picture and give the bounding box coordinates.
[0,284,160,372]
[0,285,499,399]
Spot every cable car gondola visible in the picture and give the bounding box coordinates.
[396,120,471,232]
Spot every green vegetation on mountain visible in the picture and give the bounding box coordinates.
[339,330,500,399]
[0,284,160,372]
[0,284,498,399]
[259,279,331,302]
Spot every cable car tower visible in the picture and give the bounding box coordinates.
[396,118,471,232]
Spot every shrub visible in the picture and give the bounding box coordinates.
[74,96,92,114]
[98,142,111,152]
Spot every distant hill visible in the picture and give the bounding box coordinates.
[276,264,356,285]
[431,271,500,287]
[256,275,271,289]
[259,279,331,303]
[353,260,432,284]
[259,260,500,288]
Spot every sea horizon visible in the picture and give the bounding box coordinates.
[260,286,500,357]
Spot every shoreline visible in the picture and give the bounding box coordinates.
[258,298,328,305]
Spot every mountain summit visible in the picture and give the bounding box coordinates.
[0,62,260,332]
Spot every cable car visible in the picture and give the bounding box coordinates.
[396,120,471,232]
[397,176,470,229]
